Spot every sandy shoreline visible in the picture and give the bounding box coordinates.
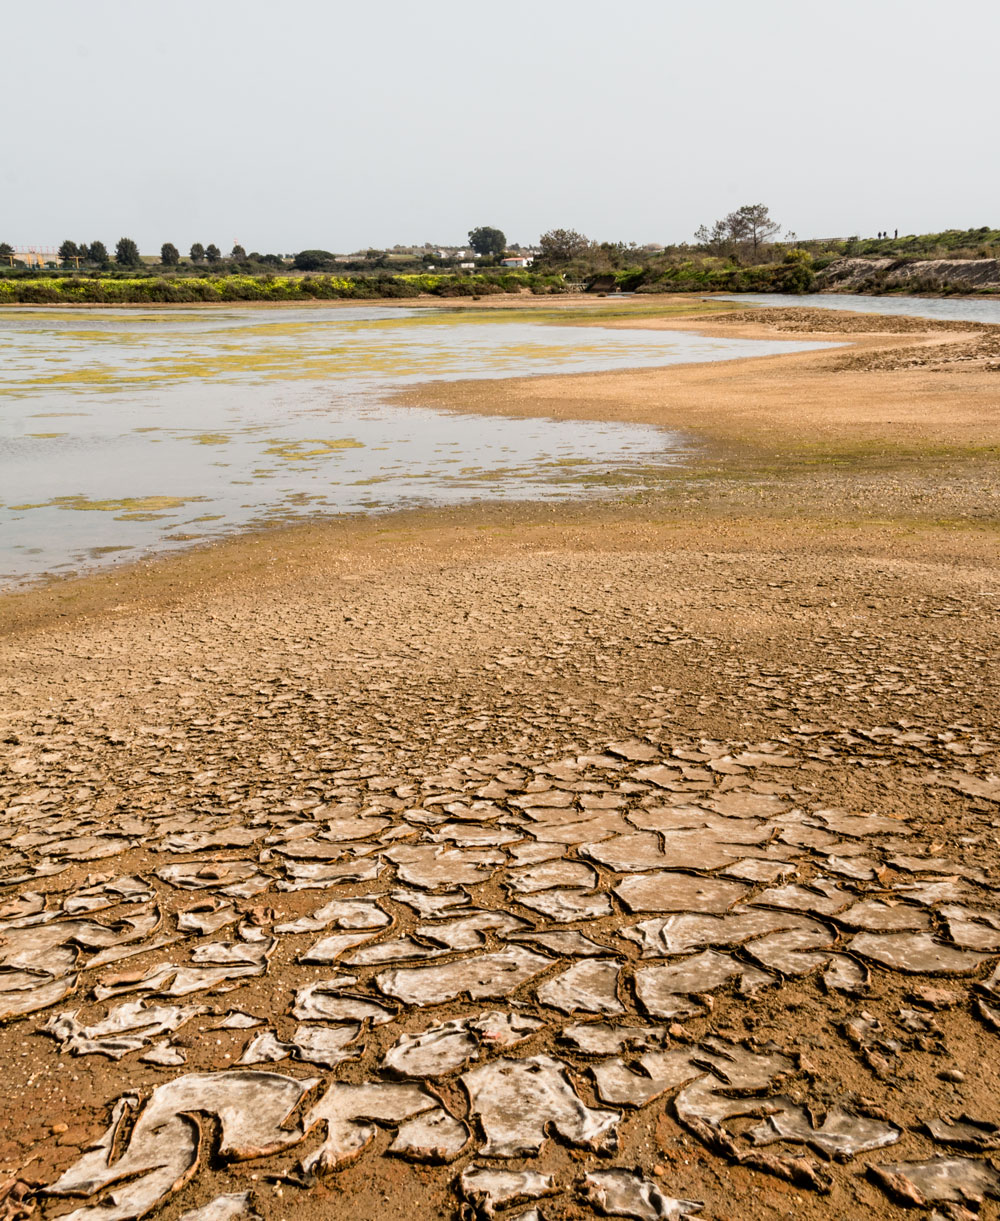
[2,300,1000,1221]
[399,306,999,455]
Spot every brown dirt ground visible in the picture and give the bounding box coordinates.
[2,301,1000,1221]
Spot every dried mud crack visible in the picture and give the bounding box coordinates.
[2,537,1000,1221]
[2,301,1000,1221]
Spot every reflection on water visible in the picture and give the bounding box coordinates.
[0,305,829,588]
[718,292,1000,325]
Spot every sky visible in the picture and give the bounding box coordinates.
[4,0,998,254]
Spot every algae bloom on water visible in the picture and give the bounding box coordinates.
[2,303,828,589]
[263,437,365,461]
[9,494,203,519]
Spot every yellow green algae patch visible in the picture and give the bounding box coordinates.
[26,432,66,439]
[263,437,364,460]
[8,494,204,515]
[190,433,231,445]
[2,302,735,394]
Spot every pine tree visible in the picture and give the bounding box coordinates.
[89,240,111,268]
[115,237,143,268]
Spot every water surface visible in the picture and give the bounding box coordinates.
[718,292,1000,325]
[0,305,829,588]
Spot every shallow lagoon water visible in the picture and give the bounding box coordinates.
[0,305,828,588]
[719,291,1000,325]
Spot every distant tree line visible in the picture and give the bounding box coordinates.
[6,212,787,279]
[34,238,287,271]
[52,238,157,269]
[4,209,996,300]
[52,239,113,268]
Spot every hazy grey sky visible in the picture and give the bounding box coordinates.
[5,0,998,253]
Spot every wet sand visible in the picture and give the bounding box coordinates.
[2,302,1000,1221]
[403,303,1000,457]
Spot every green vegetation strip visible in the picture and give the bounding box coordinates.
[0,270,567,305]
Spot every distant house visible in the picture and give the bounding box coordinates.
[459,262,476,269]
[501,255,533,268]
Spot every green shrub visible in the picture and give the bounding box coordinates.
[0,269,568,305]
[16,282,61,303]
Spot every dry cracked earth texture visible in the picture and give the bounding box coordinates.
[2,535,1000,1221]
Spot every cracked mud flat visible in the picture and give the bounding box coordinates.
[3,545,1000,1221]
[2,305,1000,1221]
